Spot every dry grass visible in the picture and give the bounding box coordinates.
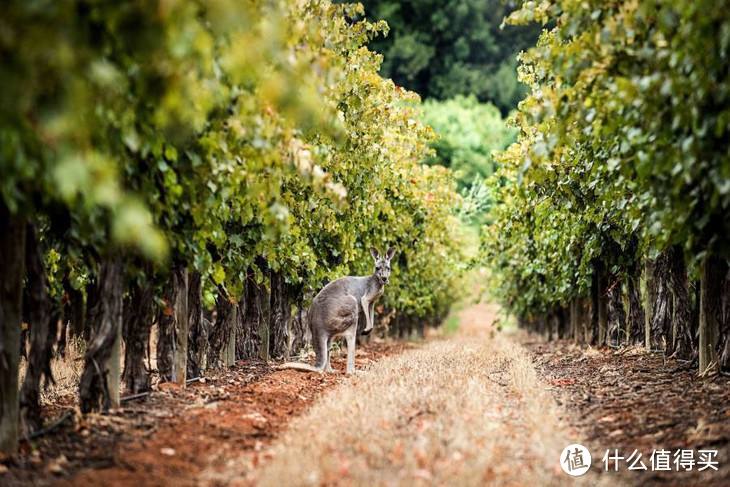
[44,338,86,404]
[18,337,86,406]
[251,304,580,486]
[19,325,156,405]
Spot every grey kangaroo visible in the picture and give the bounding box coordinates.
[280,247,395,374]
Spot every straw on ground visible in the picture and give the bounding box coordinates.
[249,304,575,486]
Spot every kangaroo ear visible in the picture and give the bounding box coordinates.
[385,247,396,261]
[370,247,380,260]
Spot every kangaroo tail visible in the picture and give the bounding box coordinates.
[278,362,322,373]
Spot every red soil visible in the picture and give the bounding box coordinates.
[525,338,730,486]
[2,341,411,486]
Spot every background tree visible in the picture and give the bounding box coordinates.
[420,95,515,204]
[359,0,540,113]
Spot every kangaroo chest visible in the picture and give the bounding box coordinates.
[366,285,384,302]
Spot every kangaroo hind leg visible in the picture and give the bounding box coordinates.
[345,303,359,374]
[345,328,357,374]
[325,335,334,373]
[313,330,329,372]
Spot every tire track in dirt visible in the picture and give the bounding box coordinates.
[245,304,586,486]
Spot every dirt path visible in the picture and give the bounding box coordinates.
[13,303,725,485]
[245,304,579,486]
[3,342,410,486]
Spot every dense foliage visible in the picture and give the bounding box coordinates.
[420,96,515,192]
[483,0,730,372]
[359,0,540,112]
[0,0,465,326]
[0,0,467,452]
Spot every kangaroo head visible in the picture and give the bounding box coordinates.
[370,247,396,284]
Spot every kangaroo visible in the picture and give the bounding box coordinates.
[280,247,395,374]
